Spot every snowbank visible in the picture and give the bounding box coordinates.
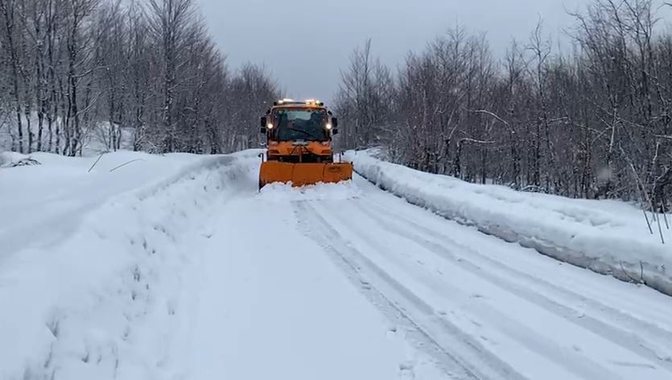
[0,151,38,167]
[258,180,362,201]
[0,151,208,256]
[0,150,260,379]
[0,151,23,165]
[346,150,672,296]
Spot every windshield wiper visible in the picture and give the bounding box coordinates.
[287,127,322,141]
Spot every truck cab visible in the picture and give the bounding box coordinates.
[260,99,339,163]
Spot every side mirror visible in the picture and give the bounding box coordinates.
[331,117,339,135]
[260,116,267,133]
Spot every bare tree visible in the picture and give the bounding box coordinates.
[335,39,393,150]
[146,0,194,152]
[0,0,26,153]
[336,0,672,210]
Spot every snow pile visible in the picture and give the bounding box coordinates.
[258,180,361,201]
[0,151,209,256]
[0,151,24,166]
[346,150,672,296]
[0,151,259,379]
[0,151,40,167]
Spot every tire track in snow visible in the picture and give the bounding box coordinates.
[356,173,672,320]
[362,197,672,359]
[318,201,625,380]
[354,199,672,373]
[293,201,527,380]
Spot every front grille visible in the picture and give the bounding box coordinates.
[275,153,332,163]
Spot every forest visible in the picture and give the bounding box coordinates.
[0,0,279,155]
[1,0,670,209]
[335,0,672,210]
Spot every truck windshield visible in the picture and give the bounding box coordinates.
[273,109,329,142]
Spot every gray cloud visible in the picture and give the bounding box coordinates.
[196,0,668,103]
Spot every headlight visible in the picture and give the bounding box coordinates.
[325,123,333,130]
[267,123,274,129]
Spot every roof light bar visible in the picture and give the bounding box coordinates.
[273,99,325,106]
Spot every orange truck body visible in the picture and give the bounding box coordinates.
[258,100,353,188]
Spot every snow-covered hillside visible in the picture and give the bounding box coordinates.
[1,150,672,380]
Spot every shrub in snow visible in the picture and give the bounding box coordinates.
[5,157,41,167]
[0,152,41,168]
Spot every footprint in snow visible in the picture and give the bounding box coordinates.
[399,361,415,379]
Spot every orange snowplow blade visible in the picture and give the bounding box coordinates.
[259,161,353,188]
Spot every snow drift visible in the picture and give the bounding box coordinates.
[0,151,40,167]
[258,180,362,202]
[346,150,672,296]
[0,150,259,380]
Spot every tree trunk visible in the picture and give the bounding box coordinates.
[1,0,25,153]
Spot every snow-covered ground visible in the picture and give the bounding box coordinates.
[0,150,237,378]
[346,150,672,296]
[2,150,672,379]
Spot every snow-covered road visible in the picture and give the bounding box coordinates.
[178,167,672,380]
[182,179,444,379]
[2,151,672,380]
[293,177,672,380]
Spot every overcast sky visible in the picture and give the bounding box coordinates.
[195,0,668,103]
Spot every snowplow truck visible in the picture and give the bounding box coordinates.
[258,99,353,188]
